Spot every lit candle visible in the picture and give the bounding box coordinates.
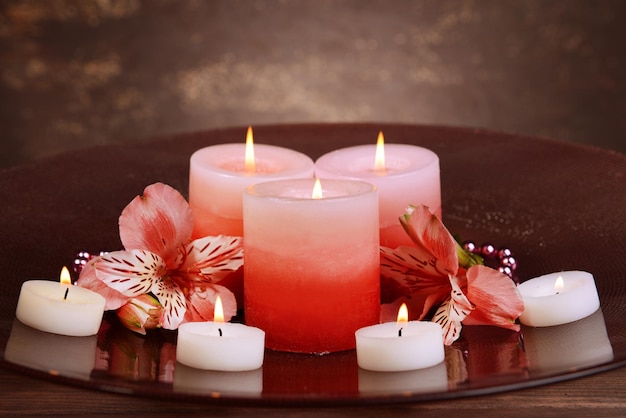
[15,267,106,336]
[189,127,315,238]
[355,304,445,372]
[176,296,265,371]
[243,178,380,353]
[314,131,441,248]
[517,271,600,327]
[4,319,97,379]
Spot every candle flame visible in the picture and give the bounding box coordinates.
[374,131,386,173]
[312,178,323,199]
[60,266,72,285]
[214,295,225,323]
[397,303,409,323]
[244,126,255,173]
[554,275,565,292]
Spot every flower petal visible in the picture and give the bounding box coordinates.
[119,183,193,268]
[399,205,458,275]
[152,277,187,330]
[433,276,473,345]
[77,258,130,310]
[94,249,164,298]
[180,235,244,285]
[183,284,237,323]
[380,245,452,318]
[463,265,524,331]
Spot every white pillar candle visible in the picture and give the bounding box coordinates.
[355,320,445,372]
[4,319,97,379]
[15,268,106,337]
[173,363,263,395]
[315,136,441,248]
[243,178,380,353]
[189,134,315,238]
[522,309,613,375]
[176,322,265,371]
[358,361,448,394]
[517,271,600,327]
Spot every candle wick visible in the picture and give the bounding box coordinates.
[398,327,403,337]
[218,328,223,337]
[63,287,69,300]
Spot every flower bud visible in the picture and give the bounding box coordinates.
[117,294,162,335]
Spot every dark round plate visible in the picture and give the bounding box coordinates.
[1,123,625,406]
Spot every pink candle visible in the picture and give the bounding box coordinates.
[243,179,380,353]
[189,131,315,306]
[189,129,315,238]
[315,133,440,248]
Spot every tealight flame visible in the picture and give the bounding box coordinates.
[214,295,225,323]
[554,276,565,292]
[244,126,255,173]
[312,178,323,199]
[60,266,72,285]
[374,131,386,173]
[397,303,409,323]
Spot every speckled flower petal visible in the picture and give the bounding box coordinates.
[77,258,130,310]
[380,245,453,318]
[119,182,193,268]
[93,249,164,297]
[433,276,473,345]
[180,235,244,285]
[152,276,187,330]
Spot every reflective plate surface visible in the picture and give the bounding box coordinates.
[1,124,625,406]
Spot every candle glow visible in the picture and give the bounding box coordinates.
[214,295,224,323]
[59,267,72,286]
[374,131,385,173]
[244,126,255,173]
[311,178,323,199]
[397,303,408,323]
[554,276,564,293]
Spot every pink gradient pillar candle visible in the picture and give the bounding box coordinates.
[243,179,380,353]
[189,130,315,306]
[315,134,440,248]
[189,130,315,238]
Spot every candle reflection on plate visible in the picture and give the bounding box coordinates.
[173,363,263,396]
[358,361,448,394]
[4,319,97,379]
[522,309,614,375]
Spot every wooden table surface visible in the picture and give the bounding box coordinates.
[2,365,626,417]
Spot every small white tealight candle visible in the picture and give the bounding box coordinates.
[355,304,445,372]
[15,267,106,336]
[517,271,600,327]
[176,296,265,371]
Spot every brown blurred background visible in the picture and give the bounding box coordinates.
[1,0,625,169]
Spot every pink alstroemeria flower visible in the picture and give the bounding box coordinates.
[380,205,524,345]
[77,182,243,332]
